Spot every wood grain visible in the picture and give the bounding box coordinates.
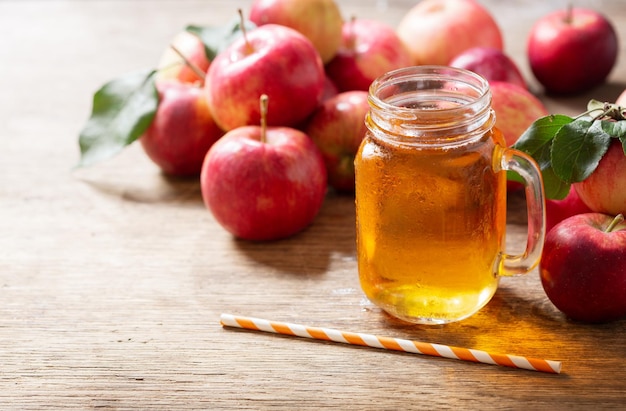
[1,0,626,409]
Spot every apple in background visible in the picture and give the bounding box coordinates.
[305,91,369,192]
[527,7,618,95]
[490,81,549,148]
[489,81,549,191]
[396,0,503,66]
[205,24,325,131]
[140,81,224,177]
[292,75,338,130]
[448,47,526,89]
[156,31,210,85]
[545,186,593,233]
[322,75,339,102]
[201,95,327,241]
[539,213,626,323]
[325,18,413,92]
[573,139,626,216]
[249,0,343,64]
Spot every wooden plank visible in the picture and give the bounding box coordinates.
[1,0,625,409]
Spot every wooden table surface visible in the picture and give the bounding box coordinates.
[2,0,626,409]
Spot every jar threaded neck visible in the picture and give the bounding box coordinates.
[366,66,495,147]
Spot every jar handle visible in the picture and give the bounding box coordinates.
[497,147,546,277]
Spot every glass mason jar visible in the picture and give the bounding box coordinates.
[355,66,545,325]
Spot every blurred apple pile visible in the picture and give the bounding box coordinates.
[78,0,626,321]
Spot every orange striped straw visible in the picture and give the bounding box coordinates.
[220,314,562,374]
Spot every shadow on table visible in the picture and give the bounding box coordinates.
[232,191,357,276]
[75,167,204,207]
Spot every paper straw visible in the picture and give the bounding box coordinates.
[220,313,562,374]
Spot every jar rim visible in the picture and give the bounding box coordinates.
[368,65,491,117]
[366,65,494,146]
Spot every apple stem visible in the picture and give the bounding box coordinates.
[238,9,254,55]
[346,15,357,50]
[576,101,625,122]
[605,214,625,233]
[168,44,206,82]
[260,94,269,144]
[564,3,573,24]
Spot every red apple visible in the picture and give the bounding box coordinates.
[140,81,224,177]
[489,81,549,191]
[527,7,618,95]
[321,75,339,102]
[490,81,549,148]
[205,24,325,131]
[156,31,210,86]
[545,186,593,233]
[573,139,626,216]
[448,46,526,89]
[305,91,369,192]
[396,0,503,66]
[200,95,327,241]
[325,18,412,92]
[539,213,626,323]
[249,0,343,64]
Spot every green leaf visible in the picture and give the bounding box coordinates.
[620,136,626,155]
[587,99,605,113]
[551,118,611,184]
[77,69,158,168]
[511,115,573,199]
[512,114,573,169]
[506,166,570,200]
[541,167,571,200]
[600,119,626,139]
[506,170,523,184]
[186,17,257,61]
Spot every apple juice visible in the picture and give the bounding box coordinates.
[356,126,506,324]
[355,66,546,324]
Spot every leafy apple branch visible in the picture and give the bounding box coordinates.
[512,99,626,199]
[76,17,255,168]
